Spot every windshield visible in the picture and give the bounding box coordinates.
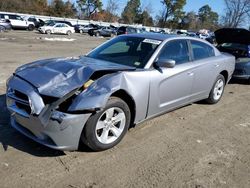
[87,36,161,68]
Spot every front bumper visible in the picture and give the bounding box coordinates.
[6,76,92,151]
[9,110,91,151]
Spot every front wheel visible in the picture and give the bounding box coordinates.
[66,30,72,35]
[46,30,51,35]
[206,74,225,104]
[81,97,131,151]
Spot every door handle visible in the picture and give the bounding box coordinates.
[187,72,194,76]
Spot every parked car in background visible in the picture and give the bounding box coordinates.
[90,26,116,37]
[0,13,35,30]
[43,20,74,27]
[199,33,209,40]
[74,24,85,33]
[80,24,97,34]
[23,16,44,28]
[186,32,198,38]
[116,26,138,35]
[6,34,235,152]
[215,28,250,82]
[0,19,11,32]
[38,23,75,35]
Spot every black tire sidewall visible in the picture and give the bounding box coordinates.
[207,74,225,104]
[82,97,131,151]
[28,24,34,31]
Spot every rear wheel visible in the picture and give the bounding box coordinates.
[81,97,131,151]
[28,24,34,31]
[95,32,100,37]
[79,29,83,34]
[206,74,225,104]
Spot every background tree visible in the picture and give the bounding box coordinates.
[77,0,103,19]
[222,0,250,28]
[104,0,119,22]
[48,0,76,17]
[181,11,198,30]
[158,0,186,28]
[135,10,154,26]
[121,0,140,24]
[198,5,219,30]
[0,0,48,15]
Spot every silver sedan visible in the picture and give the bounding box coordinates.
[6,34,235,151]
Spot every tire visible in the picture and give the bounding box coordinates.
[46,30,51,35]
[82,97,131,151]
[66,30,72,35]
[79,29,83,34]
[206,74,225,104]
[95,32,100,37]
[28,24,34,31]
[0,26,5,33]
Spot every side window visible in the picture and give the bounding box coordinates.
[16,16,22,20]
[191,40,215,60]
[158,40,190,65]
[8,15,17,20]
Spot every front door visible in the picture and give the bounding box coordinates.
[147,39,194,118]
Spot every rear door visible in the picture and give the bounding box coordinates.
[188,40,219,100]
[53,24,63,33]
[147,39,194,117]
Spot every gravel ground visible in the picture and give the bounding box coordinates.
[0,31,249,188]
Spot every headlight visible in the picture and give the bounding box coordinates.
[83,79,94,90]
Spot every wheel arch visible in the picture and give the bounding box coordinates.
[110,89,136,128]
[220,70,228,83]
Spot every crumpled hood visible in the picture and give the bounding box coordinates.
[215,28,250,45]
[15,56,135,97]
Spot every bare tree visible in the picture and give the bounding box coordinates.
[222,0,250,28]
[105,0,119,22]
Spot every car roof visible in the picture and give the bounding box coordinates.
[121,33,179,41]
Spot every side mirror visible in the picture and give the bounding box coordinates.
[156,58,176,68]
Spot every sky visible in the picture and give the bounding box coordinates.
[100,0,225,17]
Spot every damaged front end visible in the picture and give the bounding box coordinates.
[6,56,135,151]
[6,76,93,151]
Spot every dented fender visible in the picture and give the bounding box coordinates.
[68,71,151,123]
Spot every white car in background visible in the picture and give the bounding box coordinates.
[0,13,35,30]
[38,23,75,35]
[199,33,209,40]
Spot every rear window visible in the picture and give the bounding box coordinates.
[191,40,215,60]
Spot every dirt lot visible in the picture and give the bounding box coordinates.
[0,31,249,188]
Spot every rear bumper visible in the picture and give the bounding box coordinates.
[233,63,250,80]
[9,109,91,151]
